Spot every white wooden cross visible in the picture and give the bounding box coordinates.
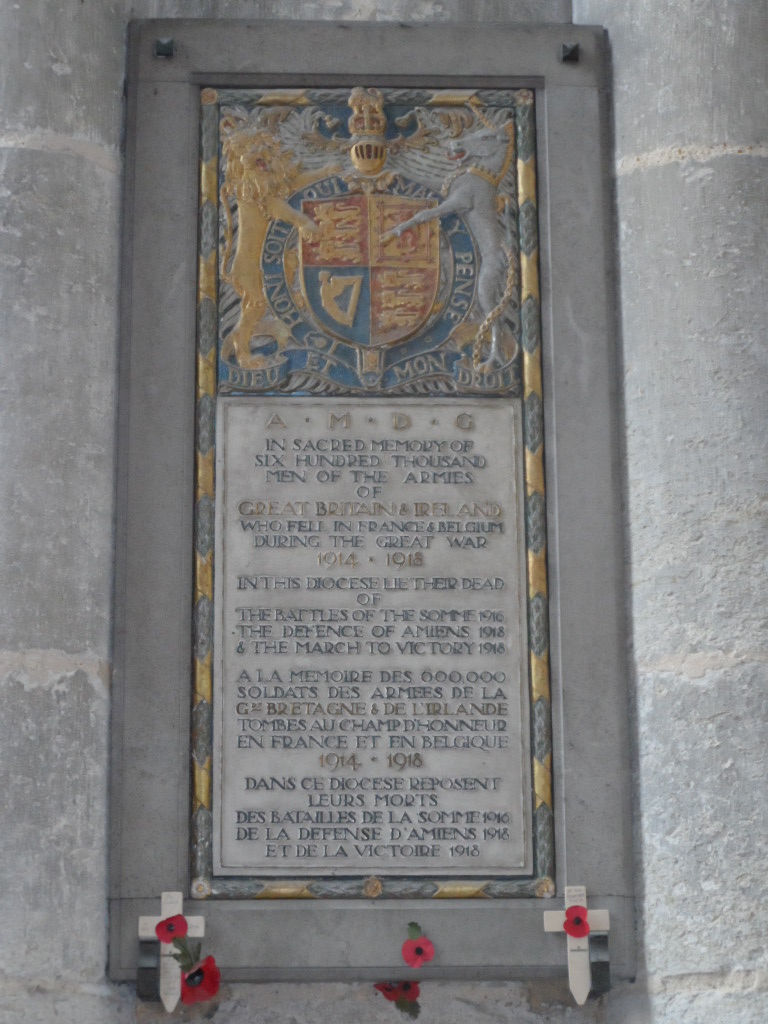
[543,885,610,1005]
[138,891,206,1012]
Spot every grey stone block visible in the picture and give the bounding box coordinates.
[618,157,768,661]
[126,0,573,23]
[636,666,768,978]
[0,148,118,654]
[0,985,134,1024]
[0,668,108,981]
[574,1,768,157]
[0,3,125,146]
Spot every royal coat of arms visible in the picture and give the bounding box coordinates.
[202,87,539,396]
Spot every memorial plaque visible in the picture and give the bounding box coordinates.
[190,84,554,898]
[213,398,530,876]
[112,20,634,983]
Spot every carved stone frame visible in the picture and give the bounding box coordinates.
[110,19,634,984]
[192,84,550,901]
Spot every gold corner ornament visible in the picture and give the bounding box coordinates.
[191,877,213,900]
[535,876,556,899]
[363,876,383,898]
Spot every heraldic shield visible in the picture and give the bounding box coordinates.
[300,195,440,348]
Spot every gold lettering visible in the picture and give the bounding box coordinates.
[329,412,351,429]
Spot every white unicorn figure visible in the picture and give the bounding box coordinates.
[383,112,517,371]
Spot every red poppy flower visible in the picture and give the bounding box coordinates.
[375,981,420,1002]
[401,936,435,968]
[155,914,188,943]
[563,905,590,939]
[180,956,221,1004]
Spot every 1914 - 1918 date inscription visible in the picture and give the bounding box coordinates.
[213,399,532,876]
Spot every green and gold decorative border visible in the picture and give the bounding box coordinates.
[190,87,553,900]
[190,89,220,900]
[517,90,555,898]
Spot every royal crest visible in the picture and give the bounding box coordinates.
[212,88,536,395]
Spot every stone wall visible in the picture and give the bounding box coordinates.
[575,2,768,1019]
[0,1,765,1022]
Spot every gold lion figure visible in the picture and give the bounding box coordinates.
[219,120,335,366]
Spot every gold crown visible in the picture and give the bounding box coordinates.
[348,87,388,175]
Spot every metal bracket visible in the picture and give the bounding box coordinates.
[154,37,175,59]
[560,42,580,63]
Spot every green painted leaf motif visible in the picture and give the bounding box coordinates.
[170,936,199,972]
[406,922,422,940]
[395,998,420,1018]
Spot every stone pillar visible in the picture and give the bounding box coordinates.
[0,2,124,1017]
[574,2,768,1020]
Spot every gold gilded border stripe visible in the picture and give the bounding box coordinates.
[255,883,318,900]
[433,882,492,899]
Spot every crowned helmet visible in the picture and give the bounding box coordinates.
[347,87,388,176]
